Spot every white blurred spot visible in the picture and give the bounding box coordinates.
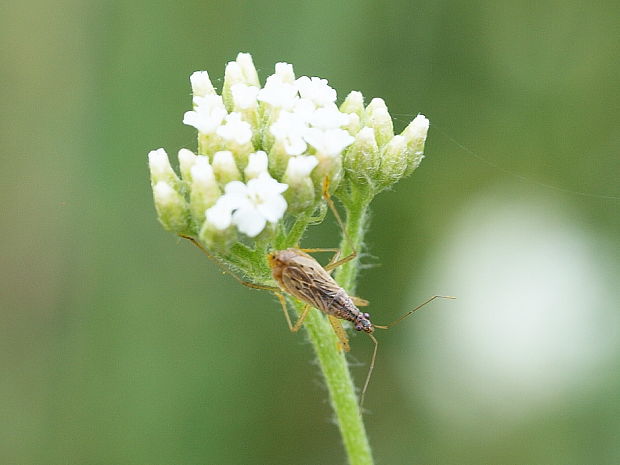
[398,188,619,427]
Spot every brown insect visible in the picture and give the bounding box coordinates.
[180,180,454,406]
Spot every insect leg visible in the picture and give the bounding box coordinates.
[321,177,357,269]
[291,304,313,332]
[179,234,279,292]
[327,315,351,352]
[273,291,295,330]
[359,333,379,408]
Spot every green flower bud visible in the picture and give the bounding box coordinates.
[376,135,407,188]
[401,114,429,177]
[148,148,180,189]
[244,151,269,180]
[267,139,290,180]
[236,53,260,87]
[343,112,361,136]
[343,127,380,183]
[190,71,216,98]
[189,156,221,226]
[364,98,394,148]
[198,215,237,253]
[152,181,190,233]
[340,91,365,119]
[222,53,260,111]
[311,154,343,196]
[283,155,319,213]
[178,148,197,183]
[215,113,254,169]
[212,150,242,185]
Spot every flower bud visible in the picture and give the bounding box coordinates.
[339,91,364,119]
[236,52,260,87]
[216,112,254,168]
[343,112,361,136]
[178,148,197,182]
[343,126,380,183]
[364,98,394,148]
[152,181,190,233]
[212,150,241,185]
[273,62,296,83]
[222,53,260,111]
[230,83,260,133]
[283,156,319,212]
[401,114,429,177]
[244,151,269,180]
[376,135,407,188]
[189,156,221,225]
[199,204,237,252]
[190,71,216,98]
[148,148,180,188]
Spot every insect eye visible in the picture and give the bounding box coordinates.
[355,324,363,331]
[363,313,370,319]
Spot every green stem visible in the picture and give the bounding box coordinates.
[298,189,374,465]
[296,303,374,465]
[335,189,371,294]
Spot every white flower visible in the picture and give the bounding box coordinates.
[257,79,298,110]
[304,128,355,157]
[244,151,269,180]
[205,173,288,237]
[270,111,309,156]
[190,71,215,97]
[205,200,233,230]
[296,76,337,107]
[284,155,319,181]
[183,95,227,134]
[216,112,253,145]
[291,98,316,123]
[308,104,351,130]
[231,83,259,110]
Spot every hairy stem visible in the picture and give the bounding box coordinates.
[335,188,371,294]
[299,190,374,465]
[297,303,374,465]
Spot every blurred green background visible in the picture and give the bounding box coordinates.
[2,1,619,464]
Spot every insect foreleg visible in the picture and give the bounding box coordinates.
[327,315,351,352]
[320,177,357,269]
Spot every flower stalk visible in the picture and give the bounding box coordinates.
[147,53,430,465]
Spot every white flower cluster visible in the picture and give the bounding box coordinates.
[149,53,357,242]
[148,53,430,245]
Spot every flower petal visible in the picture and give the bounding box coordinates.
[257,194,287,223]
[232,205,266,237]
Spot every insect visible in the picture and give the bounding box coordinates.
[180,179,454,406]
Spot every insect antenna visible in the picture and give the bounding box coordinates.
[359,333,379,408]
[359,296,455,407]
[373,295,456,330]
